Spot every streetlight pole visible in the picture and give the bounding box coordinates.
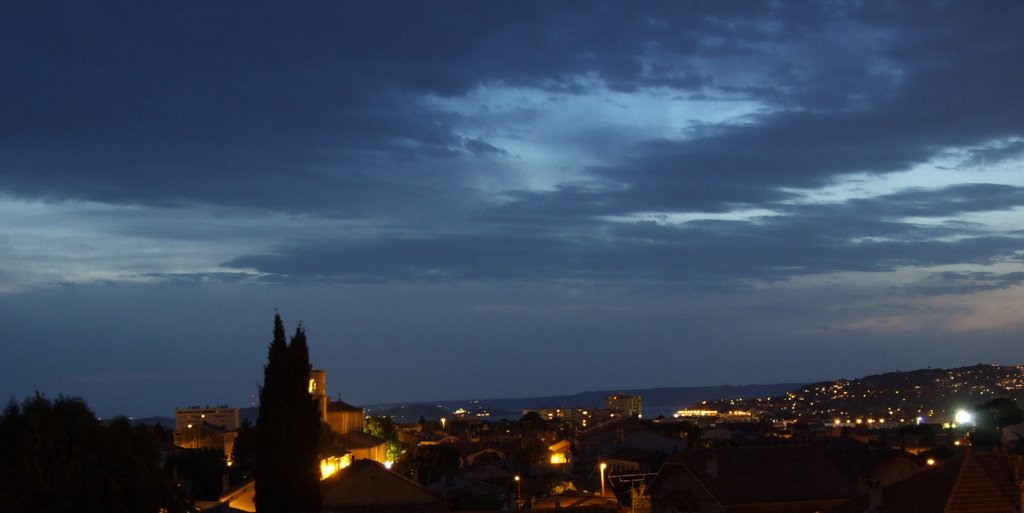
[514,475,521,509]
[599,462,607,498]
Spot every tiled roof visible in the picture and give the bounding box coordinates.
[816,436,922,485]
[662,445,859,505]
[576,418,680,444]
[341,431,384,450]
[946,451,1019,513]
[532,490,617,510]
[321,459,443,509]
[326,400,362,412]
[826,450,1020,513]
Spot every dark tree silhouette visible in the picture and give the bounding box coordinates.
[287,325,322,512]
[394,444,461,486]
[165,448,227,500]
[231,418,257,484]
[0,394,183,513]
[971,397,1024,448]
[256,314,322,513]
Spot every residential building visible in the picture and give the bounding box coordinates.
[647,445,858,512]
[326,399,364,435]
[173,405,240,458]
[321,459,447,512]
[825,449,1022,513]
[576,418,684,474]
[607,394,642,418]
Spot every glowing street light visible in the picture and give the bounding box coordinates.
[187,423,199,449]
[954,410,974,425]
[514,475,521,509]
[599,462,607,497]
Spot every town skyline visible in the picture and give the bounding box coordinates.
[3,2,1024,418]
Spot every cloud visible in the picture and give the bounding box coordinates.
[1,1,1020,219]
[903,271,1024,297]
[229,185,1024,286]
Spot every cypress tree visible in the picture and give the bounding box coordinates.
[256,313,289,513]
[288,326,322,512]
[256,314,321,512]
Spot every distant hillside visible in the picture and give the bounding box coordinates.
[364,383,805,421]
[128,416,174,428]
[702,363,1024,421]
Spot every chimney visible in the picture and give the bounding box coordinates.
[867,479,882,512]
[706,453,718,478]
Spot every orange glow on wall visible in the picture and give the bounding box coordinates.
[319,454,352,480]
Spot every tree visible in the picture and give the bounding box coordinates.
[394,444,461,486]
[256,314,322,513]
[165,448,227,501]
[231,419,257,483]
[0,394,183,513]
[518,413,550,465]
[287,326,322,512]
[971,397,1024,448]
[365,416,404,462]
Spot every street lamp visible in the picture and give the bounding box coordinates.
[187,423,199,449]
[514,475,521,509]
[599,462,607,497]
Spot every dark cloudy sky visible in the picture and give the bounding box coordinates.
[3,1,1024,417]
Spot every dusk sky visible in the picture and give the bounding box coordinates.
[3,1,1024,418]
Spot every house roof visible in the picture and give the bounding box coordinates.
[577,418,679,444]
[826,450,1021,513]
[341,431,384,450]
[815,436,923,485]
[456,463,514,482]
[655,445,859,505]
[327,400,362,413]
[429,475,504,497]
[321,459,444,509]
[606,446,664,462]
[454,441,504,459]
[532,490,617,510]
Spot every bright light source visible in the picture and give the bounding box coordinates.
[384,461,393,470]
[926,458,935,466]
[954,410,973,425]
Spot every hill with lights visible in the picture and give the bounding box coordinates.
[697,364,1024,424]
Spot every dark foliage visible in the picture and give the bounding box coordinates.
[394,444,461,486]
[165,448,226,500]
[255,314,322,513]
[0,394,185,513]
[971,397,1024,448]
[231,418,257,483]
[364,415,403,461]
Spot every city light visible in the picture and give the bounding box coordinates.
[954,410,973,425]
